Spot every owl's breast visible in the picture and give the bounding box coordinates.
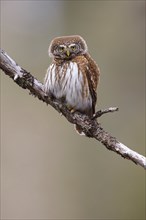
[44,61,92,113]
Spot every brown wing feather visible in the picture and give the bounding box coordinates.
[84,52,100,114]
[84,52,100,91]
[73,54,100,115]
[85,67,97,115]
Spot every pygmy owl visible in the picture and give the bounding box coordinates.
[44,35,100,134]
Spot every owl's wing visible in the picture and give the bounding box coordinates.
[85,67,97,115]
[73,54,100,115]
[84,53,100,114]
[84,52,100,91]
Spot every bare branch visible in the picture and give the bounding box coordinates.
[92,107,119,119]
[0,49,145,170]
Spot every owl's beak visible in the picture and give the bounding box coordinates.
[66,49,70,57]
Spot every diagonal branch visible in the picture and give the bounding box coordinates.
[0,49,146,170]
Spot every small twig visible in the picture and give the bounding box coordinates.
[92,107,119,119]
[0,49,146,170]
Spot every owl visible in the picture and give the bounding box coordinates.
[44,35,100,134]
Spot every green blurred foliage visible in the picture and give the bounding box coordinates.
[1,1,145,219]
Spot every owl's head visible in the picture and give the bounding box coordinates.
[49,35,88,60]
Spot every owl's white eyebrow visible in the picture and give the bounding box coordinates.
[69,43,76,47]
[59,45,66,48]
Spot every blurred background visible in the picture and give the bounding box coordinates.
[1,0,145,219]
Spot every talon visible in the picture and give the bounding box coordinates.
[66,105,76,113]
[70,108,76,113]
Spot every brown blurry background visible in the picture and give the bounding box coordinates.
[1,1,145,219]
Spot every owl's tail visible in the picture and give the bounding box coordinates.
[74,124,85,136]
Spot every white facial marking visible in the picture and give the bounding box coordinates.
[59,45,66,48]
[69,43,76,47]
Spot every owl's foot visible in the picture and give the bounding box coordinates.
[66,104,76,113]
[70,108,76,113]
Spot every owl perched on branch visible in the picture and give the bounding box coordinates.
[44,35,100,134]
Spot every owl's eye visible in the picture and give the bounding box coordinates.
[58,46,65,53]
[70,45,77,51]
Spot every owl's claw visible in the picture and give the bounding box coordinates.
[70,108,76,113]
[66,104,76,113]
